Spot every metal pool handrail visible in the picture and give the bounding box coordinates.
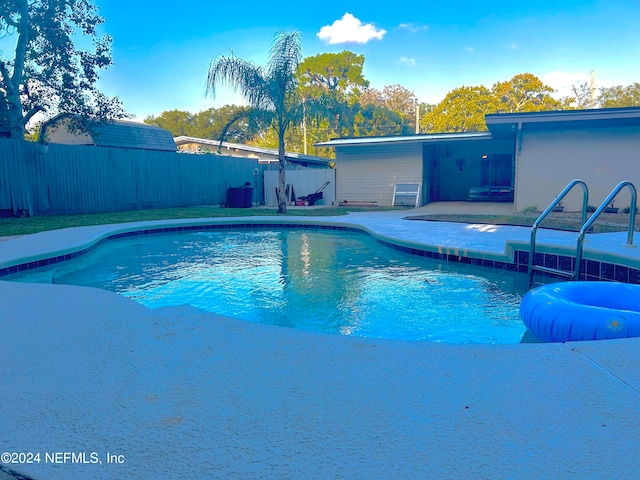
[528,179,589,285]
[575,181,637,279]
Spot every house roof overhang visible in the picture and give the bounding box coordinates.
[314,131,492,148]
[486,107,640,139]
[174,136,330,167]
[315,107,640,147]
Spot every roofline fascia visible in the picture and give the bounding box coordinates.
[314,132,492,148]
[174,136,329,164]
[485,107,640,126]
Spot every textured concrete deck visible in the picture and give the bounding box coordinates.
[1,207,640,479]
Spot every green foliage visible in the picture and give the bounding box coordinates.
[297,51,369,99]
[144,110,195,136]
[380,84,417,119]
[296,51,372,146]
[561,81,640,109]
[422,74,563,133]
[192,105,259,142]
[353,104,413,136]
[0,205,393,236]
[492,73,562,113]
[423,85,496,132]
[143,105,256,143]
[358,84,418,132]
[597,83,640,108]
[0,0,128,139]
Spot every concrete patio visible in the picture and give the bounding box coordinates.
[1,207,639,479]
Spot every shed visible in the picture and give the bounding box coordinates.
[39,114,177,152]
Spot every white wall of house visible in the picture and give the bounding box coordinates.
[516,126,640,212]
[335,143,423,206]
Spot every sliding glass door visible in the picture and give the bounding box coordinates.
[469,154,514,201]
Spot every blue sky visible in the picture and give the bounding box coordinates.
[91,0,640,120]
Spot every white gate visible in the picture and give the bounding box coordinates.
[264,169,336,206]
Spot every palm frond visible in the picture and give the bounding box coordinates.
[267,31,302,107]
[217,106,275,147]
[215,106,250,152]
[268,31,302,78]
[206,53,271,108]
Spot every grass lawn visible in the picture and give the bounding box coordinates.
[2,205,637,237]
[408,211,640,233]
[0,205,395,237]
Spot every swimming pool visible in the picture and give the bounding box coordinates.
[7,228,532,343]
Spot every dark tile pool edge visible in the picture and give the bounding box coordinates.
[0,222,362,277]
[512,249,640,284]
[1,222,639,285]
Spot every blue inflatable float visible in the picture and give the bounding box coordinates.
[520,281,640,342]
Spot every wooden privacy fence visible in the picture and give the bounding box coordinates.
[0,139,262,216]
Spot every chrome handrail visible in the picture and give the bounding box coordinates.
[575,181,637,279]
[528,179,589,285]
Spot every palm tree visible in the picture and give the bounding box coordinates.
[206,30,304,214]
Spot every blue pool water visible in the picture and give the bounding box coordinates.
[8,229,531,343]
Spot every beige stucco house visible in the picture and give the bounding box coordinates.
[316,107,640,212]
[486,108,640,212]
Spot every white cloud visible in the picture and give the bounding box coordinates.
[399,23,429,33]
[399,57,416,66]
[542,71,593,98]
[317,13,386,44]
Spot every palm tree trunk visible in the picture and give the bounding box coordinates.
[277,129,287,214]
[277,159,287,213]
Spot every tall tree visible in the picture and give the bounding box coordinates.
[0,0,127,139]
[192,105,257,142]
[423,74,564,133]
[144,110,195,136]
[297,51,369,98]
[492,73,562,113]
[381,84,417,120]
[358,87,384,108]
[206,30,304,214]
[597,83,640,108]
[422,85,497,132]
[562,82,595,109]
[353,104,411,136]
[297,51,369,146]
[359,84,417,132]
[143,105,256,142]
